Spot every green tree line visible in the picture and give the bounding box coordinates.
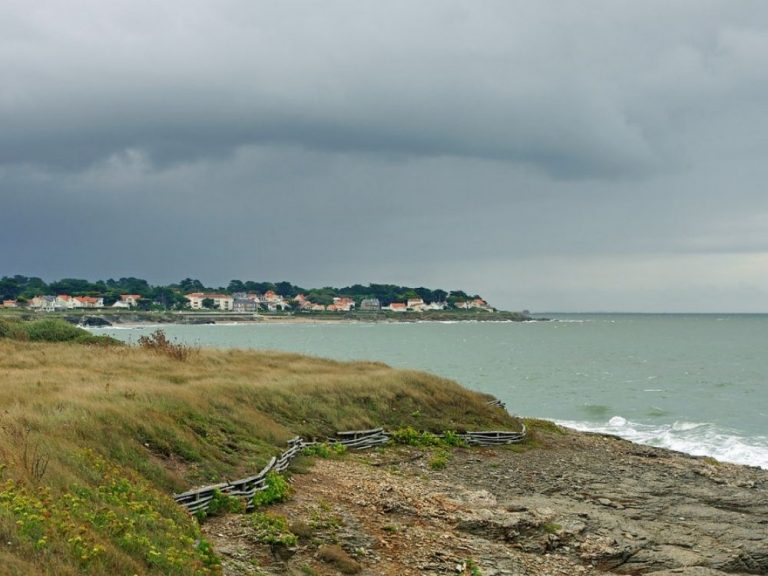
[0,275,483,310]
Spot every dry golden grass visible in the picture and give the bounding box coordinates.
[0,338,519,575]
[0,339,518,488]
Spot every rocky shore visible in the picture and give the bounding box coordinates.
[203,426,767,575]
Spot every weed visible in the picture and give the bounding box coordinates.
[252,471,291,507]
[138,329,197,361]
[542,522,562,534]
[250,512,298,547]
[317,544,361,574]
[428,449,450,470]
[466,558,484,576]
[442,429,468,447]
[302,442,347,458]
[390,427,441,447]
[196,489,244,520]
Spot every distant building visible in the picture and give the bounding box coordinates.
[73,296,104,308]
[387,302,407,312]
[120,294,142,307]
[185,293,233,310]
[329,297,355,312]
[233,298,258,312]
[360,298,381,311]
[406,298,426,312]
[2,300,18,308]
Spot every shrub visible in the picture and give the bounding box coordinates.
[317,544,361,574]
[442,430,468,447]
[138,330,197,361]
[25,319,86,342]
[252,471,291,507]
[301,442,347,458]
[390,426,441,447]
[428,449,449,470]
[197,489,244,520]
[250,512,298,547]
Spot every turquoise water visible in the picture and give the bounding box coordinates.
[91,314,768,468]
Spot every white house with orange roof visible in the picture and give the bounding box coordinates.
[73,296,104,308]
[185,293,233,310]
[386,302,407,312]
[120,294,142,307]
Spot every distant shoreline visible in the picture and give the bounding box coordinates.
[1,308,538,326]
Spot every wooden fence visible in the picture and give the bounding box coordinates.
[173,400,525,515]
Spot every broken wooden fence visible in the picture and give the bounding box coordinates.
[173,403,525,515]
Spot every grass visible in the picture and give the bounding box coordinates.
[0,337,521,574]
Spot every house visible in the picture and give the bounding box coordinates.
[469,298,492,311]
[185,293,234,310]
[386,302,407,312]
[120,294,142,307]
[185,293,206,309]
[359,298,381,311]
[55,294,75,309]
[111,300,131,309]
[406,298,426,312]
[233,298,258,312]
[425,301,447,311]
[330,297,355,312]
[73,296,104,308]
[2,300,18,308]
[308,303,326,312]
[453,300,470,309]
[29,295,57,312]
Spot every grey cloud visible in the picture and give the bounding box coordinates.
[3,1,766,179]
[3,2,768,311]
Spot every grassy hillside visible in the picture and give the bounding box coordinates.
[0,334,519,575]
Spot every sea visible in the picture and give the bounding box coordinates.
[89,314,768,469]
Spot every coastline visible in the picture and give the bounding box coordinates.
[205,426,768,576]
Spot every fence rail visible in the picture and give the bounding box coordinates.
[173,397,524,515]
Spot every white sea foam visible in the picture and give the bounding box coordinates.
[557,416,768,469]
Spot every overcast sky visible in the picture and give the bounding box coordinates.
[2,1,768,312]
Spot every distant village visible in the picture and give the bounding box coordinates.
[3,291,494,313]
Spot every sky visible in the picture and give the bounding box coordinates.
[2,1,768,312]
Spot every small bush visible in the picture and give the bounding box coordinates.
[428,449,450,470]
[252,471,291,507]
[317,544,361,574]
[24,319,87,342]
[138,329,197,361]
[251,512,298,547]
[442,430,469,447]
[302,442,347,458]
[390,426,441,447]
[197,489,244,520]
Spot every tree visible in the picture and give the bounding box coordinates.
[177,278,206,293]
[201,298,215,309]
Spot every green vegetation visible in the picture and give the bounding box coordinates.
[250,512,298,547]
[196,490,244,520]
[0,337,520,574]
[428,449,450,470]
[542,522,562,534]
[251,471,291,508]
[301,442,348,458]
[0,317,120,346]
[390,426,468,448]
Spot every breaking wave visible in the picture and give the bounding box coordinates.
[557,416,768,469]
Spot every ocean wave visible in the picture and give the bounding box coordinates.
[556,416,768,469]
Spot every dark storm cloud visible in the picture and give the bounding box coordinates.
[2,1,768,311]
